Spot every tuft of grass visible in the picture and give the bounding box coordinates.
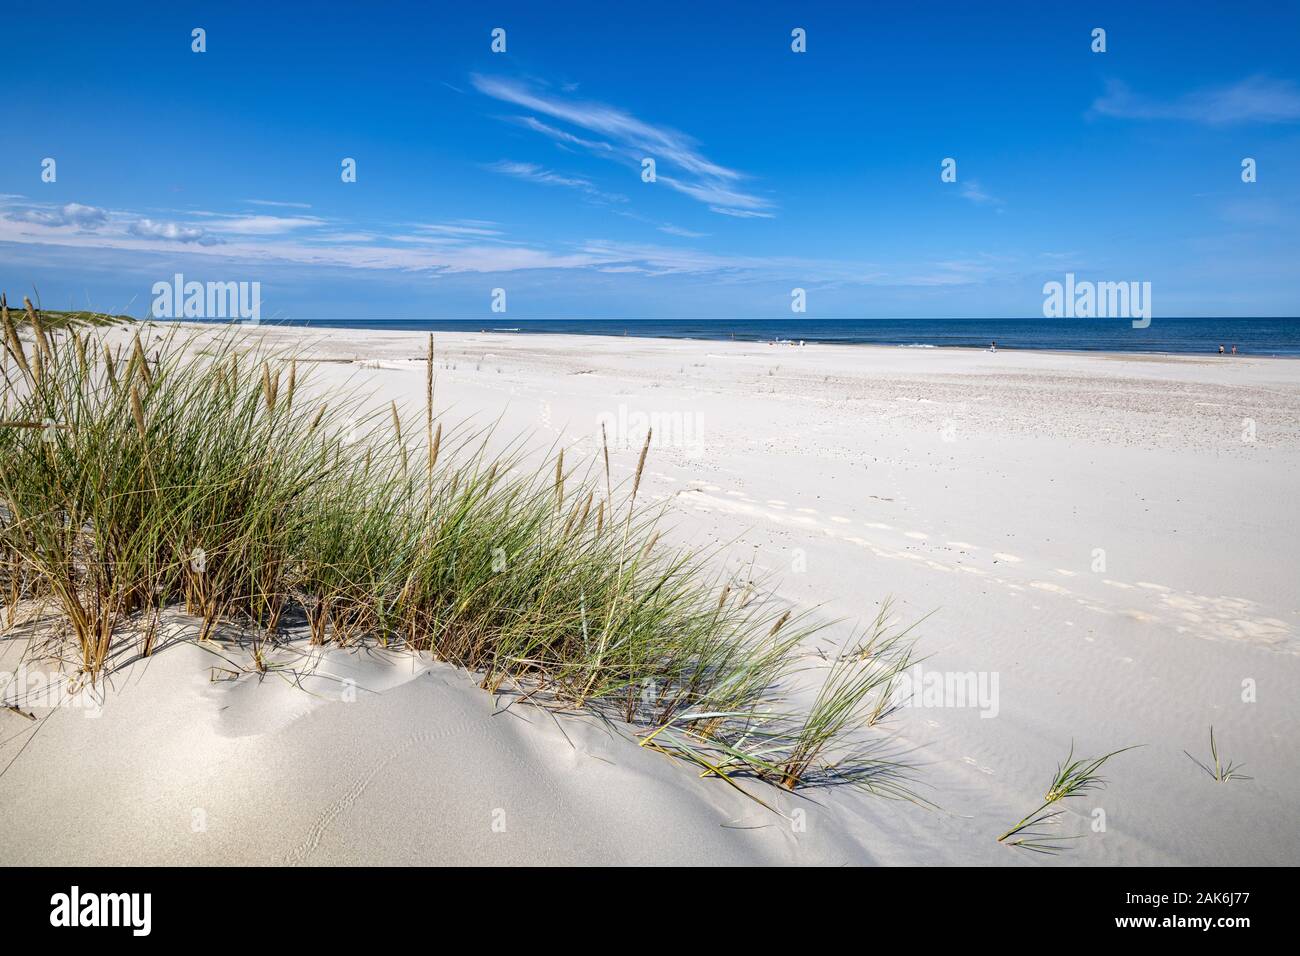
[997,742,1138,853]
[1184,726,1251,783]
[0,305,930,807]
[2,293,130,330]
[640,611,927,803]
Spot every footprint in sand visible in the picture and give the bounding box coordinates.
[992,552,1022,563]
[830,516,851,524]
[904,531,929,540]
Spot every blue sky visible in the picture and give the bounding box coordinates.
[2,0,1298,319]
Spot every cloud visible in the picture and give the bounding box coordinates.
[128,218,220,244]
[486,160,627,204]
[17,202,108,228]
[472,74,773,218]
[243,199,313,209]
[577,239,886,281]
[1,199,1012,290]
[313,232,380,243]
[409,220,503,239]
[657,224,708,238]
[509,116,613,152]
[6,200,218,244]
[959,180,1000,205]
[200,214,326,235]
[1091,76,1300,125]
[0,203,608,274]
[705,204,773,219]
[487,160,594,190]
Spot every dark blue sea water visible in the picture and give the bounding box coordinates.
[284,318,1300,356]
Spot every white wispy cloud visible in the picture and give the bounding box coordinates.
[486,160,627,204]
[1091,76,1300,125]
[509,116,614,152]
[577,239,888,281]
[657,223,708,238]
[471,74,773,218]
[409,220,504,239]
[243,199,313,209]
[0,211,611,274]
[487,160,594,190]
[959,180,1000,206]
[128,218,220,244]
[1,198,1013,289]
[199,214,327,235]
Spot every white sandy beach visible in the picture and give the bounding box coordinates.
[3,326,1298,866]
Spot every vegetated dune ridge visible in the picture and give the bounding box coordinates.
[2,321,1298,865]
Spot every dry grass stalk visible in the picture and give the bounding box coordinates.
[131,332,151,387]
[425,334,435,480]
[262,362,278,412]
[554,448,565,511]
[130,385,147,439]
[2,306,32,382]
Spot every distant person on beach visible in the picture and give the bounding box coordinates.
[990,341,997,352]
[1231,344,1237,355]
[1219,345,1225,354]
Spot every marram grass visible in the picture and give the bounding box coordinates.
[997,743,1138,853]
[0,308,925,806]
[1185,726,1251,783]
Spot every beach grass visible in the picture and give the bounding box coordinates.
[0,303,924,803]
[996,743,1137,853]
[2,293,131,330]
[1185,726,1251,783]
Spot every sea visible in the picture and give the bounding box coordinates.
[278,317,1300,357]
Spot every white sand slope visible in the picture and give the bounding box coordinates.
[3,325,1298,865]
[0,630,863,865]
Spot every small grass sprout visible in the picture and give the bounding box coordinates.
[997,742,1138,854]
[1184,726,1251,783]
